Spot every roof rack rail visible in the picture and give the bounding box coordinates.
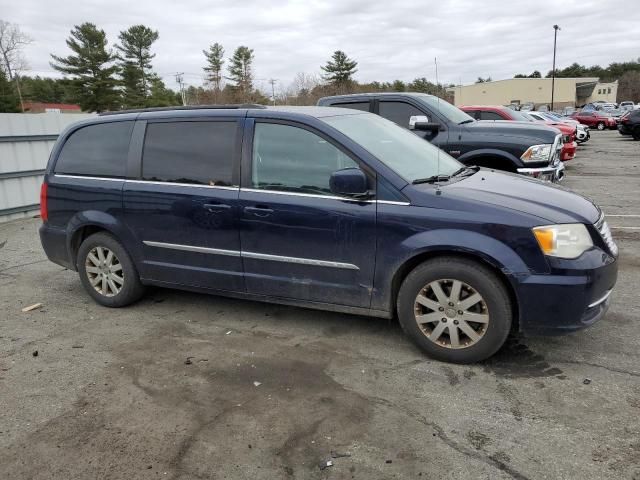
[99,104,267,116]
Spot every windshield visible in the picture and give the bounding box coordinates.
[413,94,475,124]
[322,113,461,182]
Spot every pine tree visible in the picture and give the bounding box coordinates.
[227,46,254,100]
[50,23,120,112]
[146,74,181,107]
[203,42,224,98]
[116,25,159,107]
[321,51,358,86]
[0,68,20,112]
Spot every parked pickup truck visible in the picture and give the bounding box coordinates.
[318,93,565,182]
[460,105,578,162]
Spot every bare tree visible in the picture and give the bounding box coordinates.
[0,20,33,111]
[286,72,322,105]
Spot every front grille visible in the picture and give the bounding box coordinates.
[595,213,618,257]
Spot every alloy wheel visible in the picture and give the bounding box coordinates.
[85,246,124,297]
[414,279,489,349]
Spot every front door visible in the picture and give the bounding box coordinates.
[123,118,244,292]
[239,120,377,308]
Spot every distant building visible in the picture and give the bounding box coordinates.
[447,78,618,109]
[23,102,82,113]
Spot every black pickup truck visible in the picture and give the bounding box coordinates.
[318,92,565,182]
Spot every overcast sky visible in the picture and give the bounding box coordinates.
[2,0,640,93]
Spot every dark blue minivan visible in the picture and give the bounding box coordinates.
[39,105,618,363]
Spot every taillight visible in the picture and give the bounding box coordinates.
[40,182,48,222]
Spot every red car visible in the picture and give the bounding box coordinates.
[461,105,577,162]
[570,111,617,130]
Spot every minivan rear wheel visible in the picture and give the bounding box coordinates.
[397,257,512,363]
[77,232,145,307]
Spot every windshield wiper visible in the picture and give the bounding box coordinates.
[412,174,451,184]
[458,119,474,125]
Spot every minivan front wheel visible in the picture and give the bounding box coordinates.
[397,257,512,363]
[77,232,145,307]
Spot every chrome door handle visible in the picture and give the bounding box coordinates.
[244,206,273,217]
[203,203,231,212]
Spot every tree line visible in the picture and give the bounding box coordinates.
[3,17,639,113]
[0,19,452,112]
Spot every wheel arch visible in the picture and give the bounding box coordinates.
[389,247,522,333]
[65,211,140,270]
[458,149,520,172]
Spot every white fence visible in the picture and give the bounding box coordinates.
[0,113,95,223]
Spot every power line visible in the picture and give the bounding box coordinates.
[268,78,277,105]
[174,72,186,106]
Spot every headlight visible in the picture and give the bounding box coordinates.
[533,224,593,259]
[521,144,552,163]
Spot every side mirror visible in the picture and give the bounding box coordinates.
[329,168,370,198]
[409,115,441,132]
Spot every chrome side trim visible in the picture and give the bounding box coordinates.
[54,174,123,182]
[240,188,409,205]
[142,241,359,270]
[54,174,239,190]
[143,241,240,257]
[588,289,612,308]
[377,200,411,206]
[126,179,239,190]
[52,176,409,204]
[241,187,353,201]
[242,251,359,270]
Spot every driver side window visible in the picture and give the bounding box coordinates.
[252,123,359,196]
[379,101,426,129]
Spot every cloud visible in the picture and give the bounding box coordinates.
[3,0,639,93]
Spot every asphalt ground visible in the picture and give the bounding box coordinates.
[1,129,639,479]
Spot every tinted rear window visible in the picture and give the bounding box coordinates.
[55,121,133,177]
[142,121,237,186]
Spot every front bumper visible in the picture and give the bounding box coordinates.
[514,249,618,336]
[517,161,565,182]
[618,124,633,135]
[561,141,577,161]
[576,129,589,141]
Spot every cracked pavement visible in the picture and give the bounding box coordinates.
[1,130,639,479]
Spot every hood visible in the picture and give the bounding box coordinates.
[416,169,601,224]
[541,121,574,135]
[465,120,558,144]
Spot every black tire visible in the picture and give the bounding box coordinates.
[397,257,512,364]
[596,122,605,131]
[633,127,640,141]
[77,232,145,307]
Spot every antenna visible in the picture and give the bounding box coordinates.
[434,57,442,195]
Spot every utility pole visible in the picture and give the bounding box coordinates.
[268,78,277,105]
[175,72,186,106]
[551,24,560,111]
